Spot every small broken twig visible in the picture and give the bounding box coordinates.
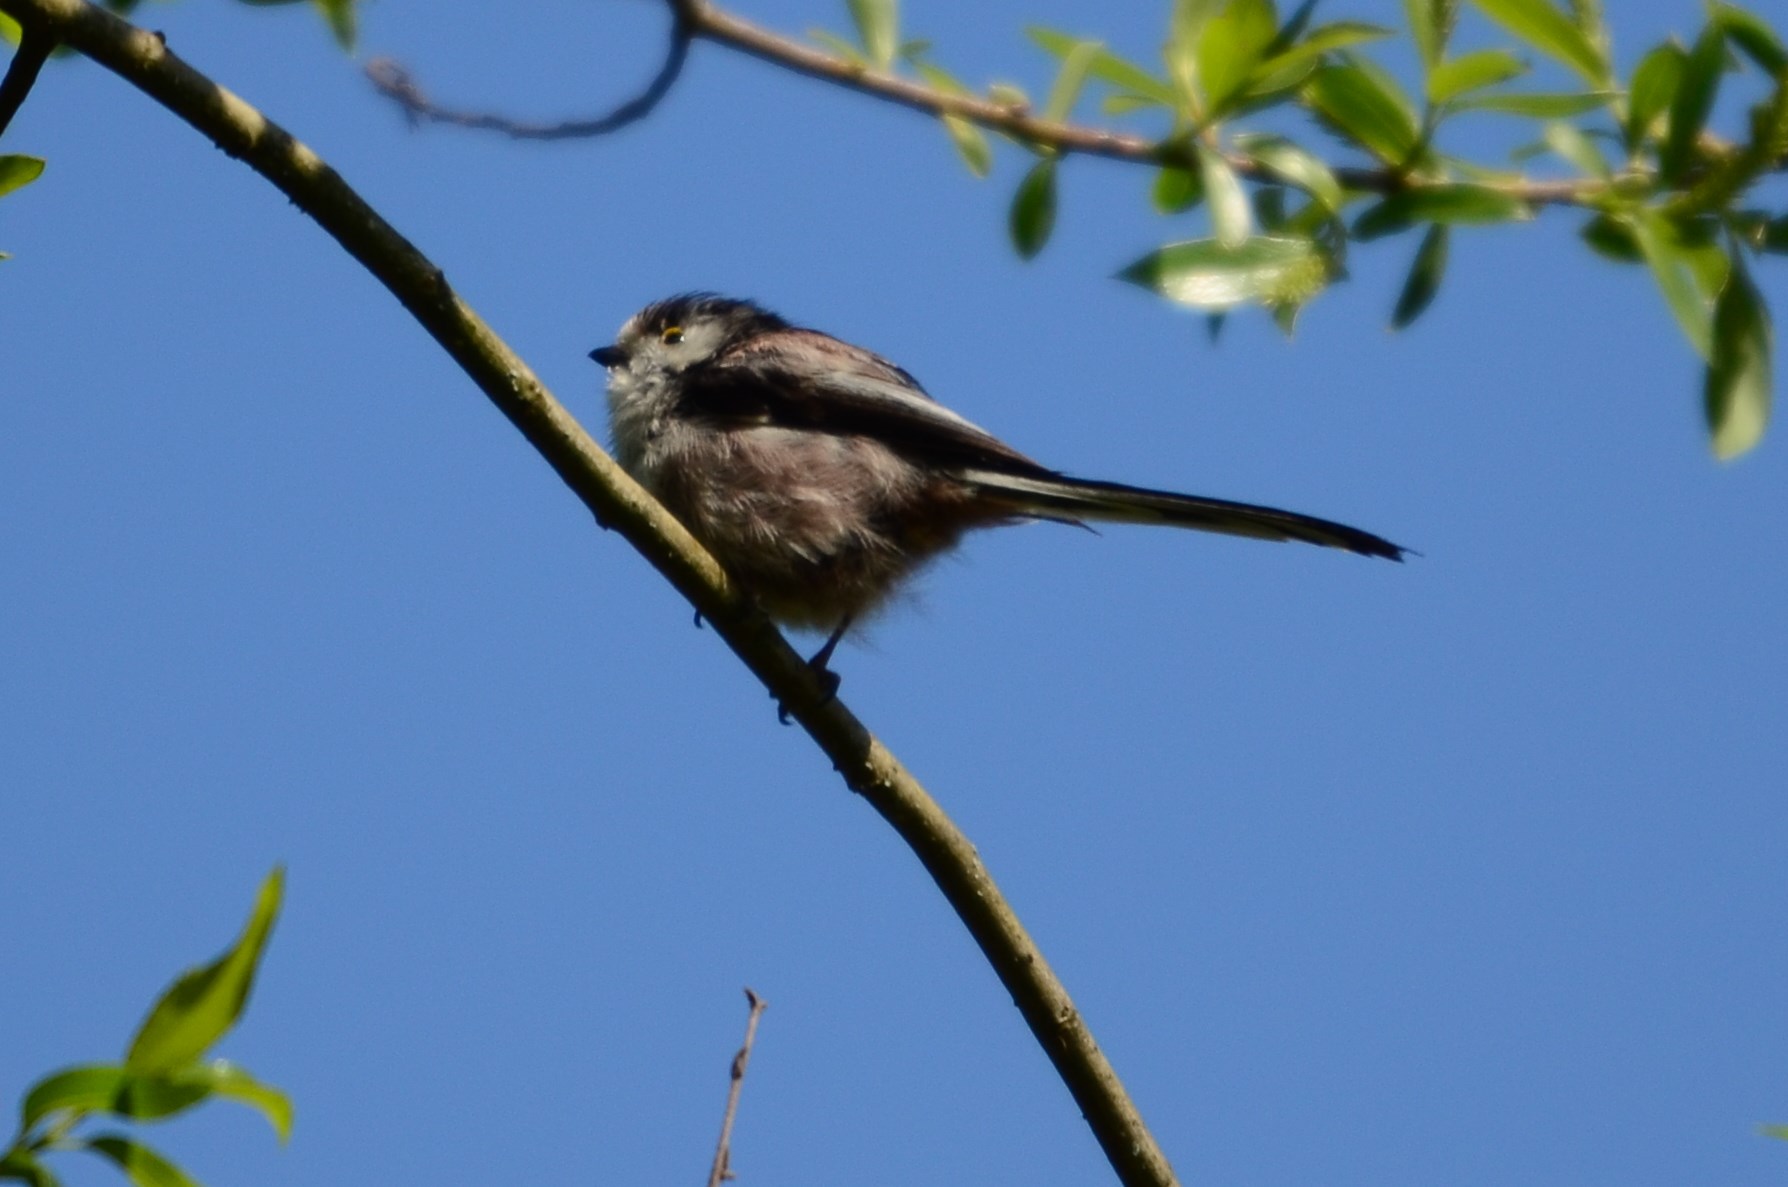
[705,987,767,1187]
[364,10,690,140]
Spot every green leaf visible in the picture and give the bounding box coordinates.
[1405,0,1442,68]
[0,155,46,200]
[1713,3,1787,75]
[1427,49,1528,104]
[1103,92,1167,115]
[808,29,869,66]
[914,65,992,177]
[1542,120,1609,177]
[1579,214,1643,262]
[311,0,353,50]
[20,1066,129,1131]
[1117,235,1332,310]
[1762,1124,1788,1140]
[1303,58,1423,165]
[0,1150,63,1187]
[1468,0,1609,85]
[81,1137,199,1187]
[1705,255,1773,459]
[845,0,898,70]
[1198,144,1252,248]
[1234,132,1342,211]
[1447,90,1614,117]
[1763,216,1788,255]
[1632,211,1729,359]
[1028,28,1179,105]
[1625,43,1685,151]
[125,868,285,1074]
[1392,224,1450,327]
[188,1061,293,1143]
[1352,184,1532,239]
[1043,38,1102,121]
[1009,158,1057,259]
[1663,25,1726,184]
[1198,0,1279,115]
[1250,22,1393,94]
[1152,165,1204,213]
[0,12,20,44]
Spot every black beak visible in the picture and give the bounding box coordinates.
[590,345,627,368]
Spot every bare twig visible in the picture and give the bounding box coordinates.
[706,988,767,1187]
[0,21,54,139]
[0,3,1182,1185]
[364,12,691,140]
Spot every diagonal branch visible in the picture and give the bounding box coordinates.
[0,2,1180,1185]
[0,20,55,139]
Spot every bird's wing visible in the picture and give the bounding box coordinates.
[678,329,1051,474]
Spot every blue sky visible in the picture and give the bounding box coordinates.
[3,1,1785,1184]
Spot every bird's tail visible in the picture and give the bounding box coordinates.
[960,469,1407,561]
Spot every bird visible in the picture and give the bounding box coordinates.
[591,293,1404,688]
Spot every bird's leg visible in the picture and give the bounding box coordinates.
[777,616,852,725]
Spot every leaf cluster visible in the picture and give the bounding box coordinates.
[0,870,290,1187]
[815,0,1787,458]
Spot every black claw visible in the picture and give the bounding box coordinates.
[693,609,704,630]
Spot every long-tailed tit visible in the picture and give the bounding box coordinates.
[591,294,1404,679]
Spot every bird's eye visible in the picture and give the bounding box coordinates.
[661,326,684,345]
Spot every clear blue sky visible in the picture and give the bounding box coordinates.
[3,1,1785,1184]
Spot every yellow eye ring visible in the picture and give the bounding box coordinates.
[661,326,684,345]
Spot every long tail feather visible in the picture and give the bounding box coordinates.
[962,469,1407,561]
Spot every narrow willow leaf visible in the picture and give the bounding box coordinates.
[1543,121,1609,177]
[1234,132,1343,211]
[1303,59,1423,165]
[1405,0,1441,68]
[1028,28,1179,104]
[1117,235,1331,310]
[1713,3,1787,75]
[1152,165,1204,213]
[82,1137,199,1187]
[1266,0,1321,57]
[0,155,46,199]
[1198,144,1252,248]
[311,0,354,49]
[1392,224,1450,327]
[1009,158,1057,259]
[808,29,869,66]
[1104,92,1167,115]
[0,1150,63,1187]
[914,64,992,177]
[1251,22,1394,92]
[1044,38,1102,121]
[1427,49,1527,104]
[192,1061,294,1143]
[1705,256,1773,459]
[1271,299,1304,337]
[987,82,1030,109]
[1763,1125,1788,1141]
[845,0,898,69]
[1579,214,1642,262]
[21,1066,129,1131]
[1625,43,1685,150]
[1764,216,1788,255]
[1198,0,1279,115]
[1663,25,1726,184]
[1468,0,1609,85]
[1352,184,1532,239]
[0,12,21,44]
[1632,212,1727,359]
[1447,90,1614,117]
[125,868,285,1074]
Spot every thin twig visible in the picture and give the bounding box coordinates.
[0,21,55,139]
[706,988,767,1187]
[0,3,1183,1185]
[364,14,690,140]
